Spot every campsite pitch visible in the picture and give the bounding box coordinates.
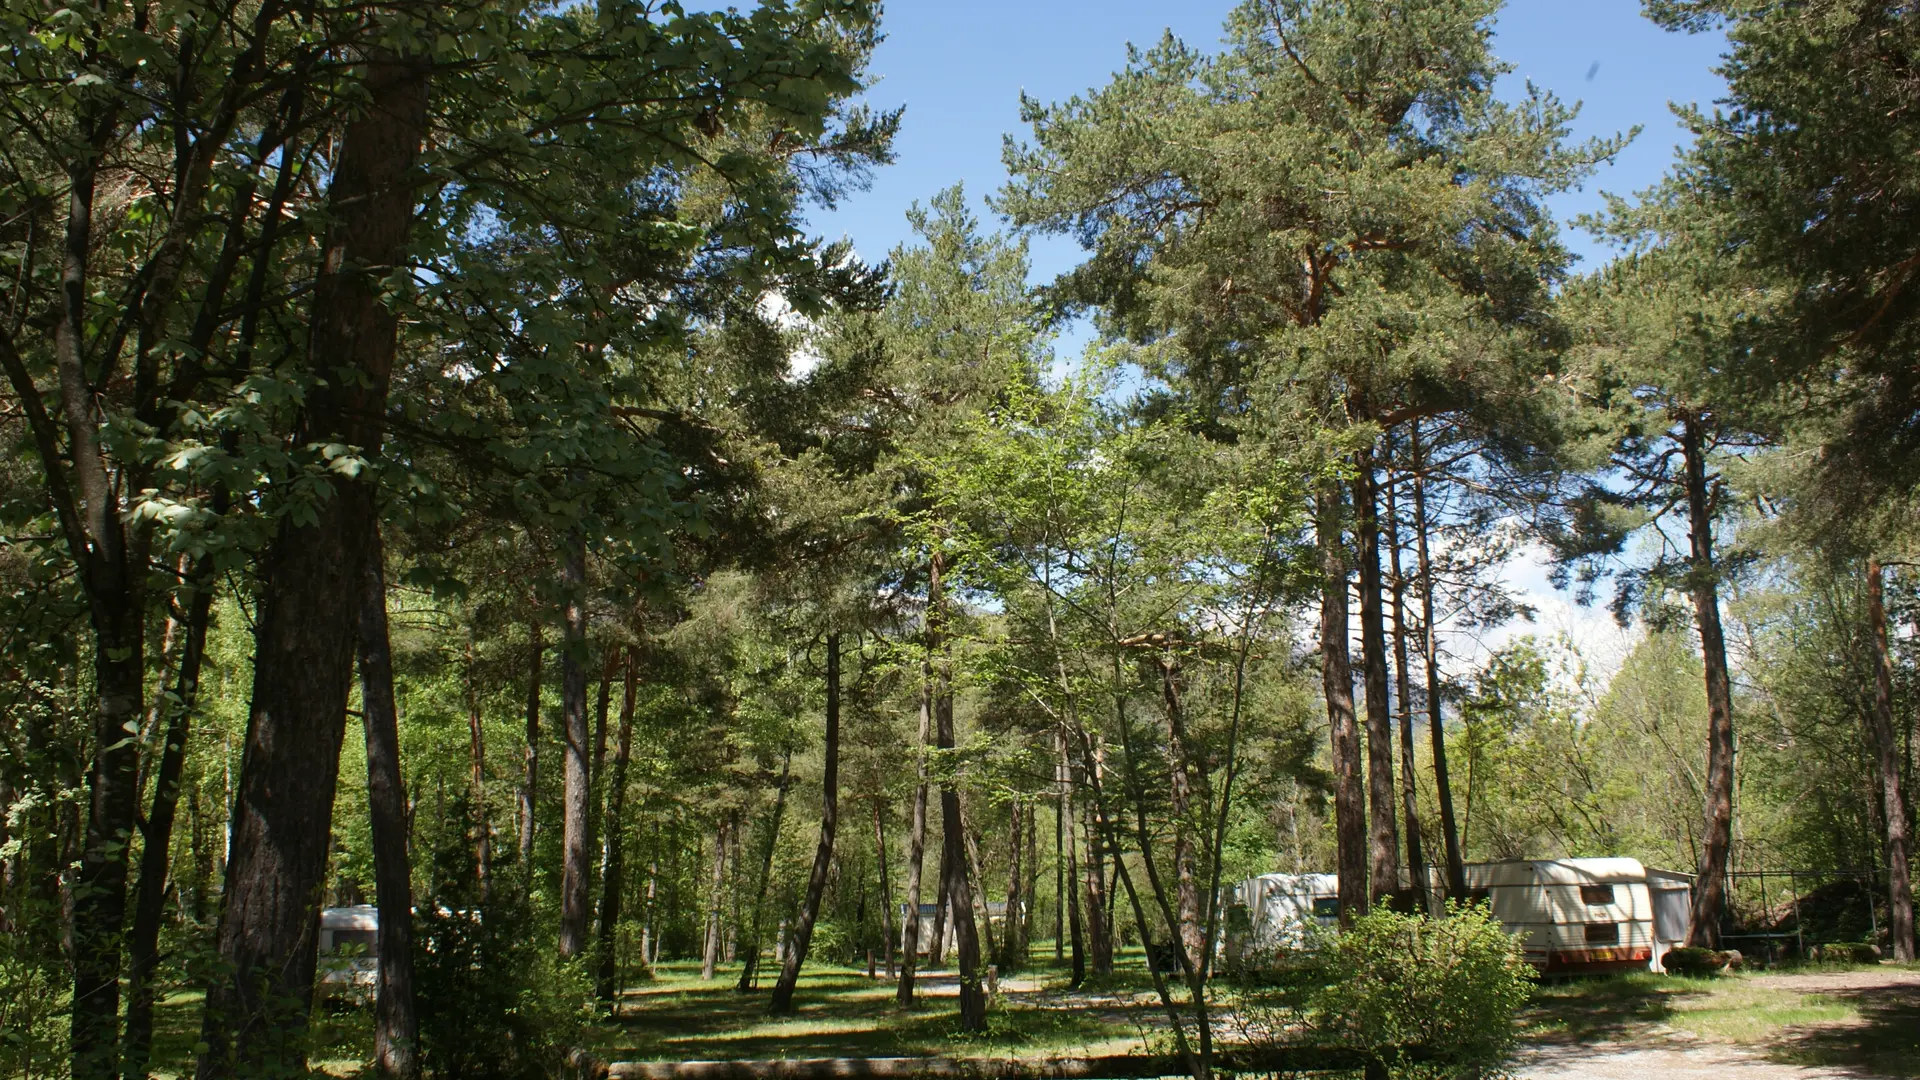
[1520,964,1920,1078]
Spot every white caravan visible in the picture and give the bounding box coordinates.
[1221,872,1341,959]
[1226,858,1694,974]
[1463,857,1667,974]
[318,904,379,998]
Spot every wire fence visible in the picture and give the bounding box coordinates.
[1718,867,1889,965]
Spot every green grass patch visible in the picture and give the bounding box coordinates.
[1663,980,1856,1042]
[590,960,1151,1063]
[1523,967,1920,1078]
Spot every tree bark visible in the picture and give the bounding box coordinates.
[938,652,986,1031]
[521,619,543,873]
[0,92,155,1080]
[1866,559,1916,961]
[1356,457,1401,902]
[465,632,490,896]
[735,752,792,992]
[771,634,841,1013]
[963,820,997,970]
[1023,797,1039,954]
[873,800,895,978]
[1318,485,1369,923]
[998,801,1025,971]
[1059,730,1084,986]
[197,49,427,1080]
[596,647,639,1001]
[702,817,729,980]
[1410,425,1466,898]
[1383,468,1429,914]
[357,540,419,1080]
[122,562,216,1080]
[1680,412,1736,950]
[897,562,937,1005]
[1081,793,1112,975]
[1156,655,1206,968]
[930,845,951,968]
[593,649,614,795]
[560,533,593,958]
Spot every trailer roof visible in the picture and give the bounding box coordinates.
[1464,857,1648,887]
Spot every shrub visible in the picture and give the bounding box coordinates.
[0,947,67,1079]
[413,891,592,1080]
[1311,904,1535,1079]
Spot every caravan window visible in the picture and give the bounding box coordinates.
[327,929,376,955]
[1310,897,1339,919]
[1584,922,1620,945]
[1579,884,1615,905]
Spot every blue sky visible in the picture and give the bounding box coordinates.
[811,0,1731,277]
[806,0,1731,673]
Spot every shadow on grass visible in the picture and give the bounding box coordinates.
[1765,979,1920,1079]
[1520,973,1712,1046]
[596,965,1140,1062]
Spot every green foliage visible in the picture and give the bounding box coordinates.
[1312,905,1534,1078]
[414,839,593,1080]
[0,936,67,1080]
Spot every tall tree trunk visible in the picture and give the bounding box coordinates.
[873,800,895,978]
[1058,729,1084,985]
[1065,795,1085,987]
[464,632,490,896]
[1680,412,1736,950]
[701,817,728,980]
[1081,794,1112,975]
[197,51,427,1080]
[559,533,592,958]
[593,649,613,795]
[897,562,937,1005]
[998,801,1025,971]
[736,752,792,992]
[1156,655,1205,967]
[357,540,419,1080]
[1410,425,1466,898]
[520,619,543,873]
[1023,799,1039,955]
[1867,559,1916,961]
[0,90,154,1080]
[1383,469,1429,914]
[1318,484,1369,922]
[122,562,216,1080]
[962,820,996,971]
[770,634,841,1013]
[930,845,951,968]
[937,642,986,1031]
[1356,456,1401,902]
[596,648,639,1001]
[641,858,659,973]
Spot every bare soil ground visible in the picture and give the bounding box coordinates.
[1517,966,1920,1080]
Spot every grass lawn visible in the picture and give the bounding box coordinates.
[1525,961,1920,1077]
[587,955,1163,1063]
[147,988,375,1079]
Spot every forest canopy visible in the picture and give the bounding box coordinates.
[0,1,1914,1078]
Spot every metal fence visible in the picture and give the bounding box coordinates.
[1718,867,1888,965]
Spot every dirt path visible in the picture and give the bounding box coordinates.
[1517,1038,1863,1080]
[1516,966,1920,1080]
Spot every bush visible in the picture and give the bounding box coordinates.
[413,891,592,1080]
[1311,904,1535,1079]
[0,948,67,1079]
